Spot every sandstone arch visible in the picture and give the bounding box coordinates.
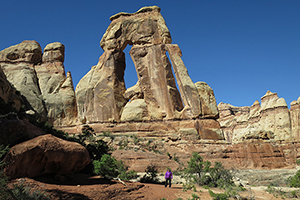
[75,6,218,123]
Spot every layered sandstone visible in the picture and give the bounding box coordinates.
[0,41,77,125]
[218,91,298,143]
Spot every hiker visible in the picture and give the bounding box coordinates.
[165,168,173,188]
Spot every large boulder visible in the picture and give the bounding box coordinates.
[120,99,148,122]
[0,119,45,147]
[4,134,90,178]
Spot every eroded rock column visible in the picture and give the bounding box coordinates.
[166,44,202,119]
[76,49,127,123]
[130,44,183,120]
[35,42,78,126]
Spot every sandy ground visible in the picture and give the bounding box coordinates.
[7,173,300,200]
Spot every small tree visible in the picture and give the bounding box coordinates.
[183,152,234,188]
[140,164,159,183]
[93,154,119,178]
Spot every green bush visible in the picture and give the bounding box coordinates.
[93,154,119,178]
[287,170,300,187]
[209,189,228,200]
[119,169,138,181]
[140,164,159,183]
[93,154,138,180]
[0,145,10,199]
[183,152,234,188]
[86,140,109,160]
[8,181,50,200]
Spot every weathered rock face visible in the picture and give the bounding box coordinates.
[100,6,172,51]
[35,42,77,126]
[76,6,219,125]
[195,81,219,119]
[76,49,127,123]
[4,134,90,178]
[129,44,184,120]
[0,40,47,121]
[0,67,22,111]
[291,97,300,140]
[218,91,295,143]
[0,41,77,126]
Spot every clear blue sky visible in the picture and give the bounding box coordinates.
[1,0,299,107]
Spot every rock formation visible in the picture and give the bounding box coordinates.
[76,6,219,124]
[0,67,22,112]
[35,42,78,126]
[218,91,299,143]
[290,97,300,140]
[0,40,47,121]
[0,41,77,126]
[4,134,90,178]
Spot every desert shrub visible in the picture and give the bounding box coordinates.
[86,140,109,161]
[8,181,50,200]
[140,164,159,183]
[103,131,115,140]
[183,152,234,188]
[93,154,137,180]
[93,154,119,178]
[209,189,228,200]
[287,170,300,187]
[0,145,10,199]
[119,169,138,181]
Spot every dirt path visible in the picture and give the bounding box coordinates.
[7,174,300,200]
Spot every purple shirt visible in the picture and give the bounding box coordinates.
[165,171,173,179]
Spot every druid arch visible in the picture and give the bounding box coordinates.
[75,6,218,124]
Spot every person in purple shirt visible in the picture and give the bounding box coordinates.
[164,168,173,188]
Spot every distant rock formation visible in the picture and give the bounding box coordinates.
[218,91,299,143]
[76,6,219,123]
[0,41,77,126]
